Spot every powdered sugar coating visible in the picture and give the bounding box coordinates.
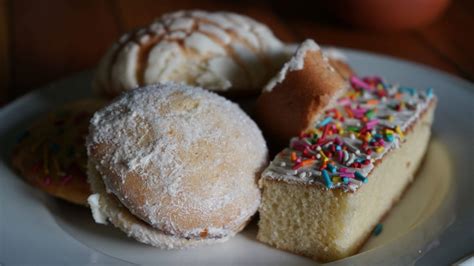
[87,83,267,241]
[87,163,232,249]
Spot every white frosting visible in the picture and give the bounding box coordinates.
[168,31,188,39]
[283,44,349,62]
[111,43,140,92]
[94,10,288,95]
[233,26,260,49]
[198,23,231,44]
[138,34,151,44]
[87,194,108,224]
[150,22,165,34]
[144,41,183,83]
[167,17,194,31]
[262,78,435,192]
[205,57,247,89]
[197,12,235,29]
[184,32,227,55]
[94,43,118,95]
[230,42,265,88]
[263,39,321,92]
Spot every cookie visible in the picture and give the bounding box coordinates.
[11,99,106,205]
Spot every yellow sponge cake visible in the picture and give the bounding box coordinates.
[257,76,436,262]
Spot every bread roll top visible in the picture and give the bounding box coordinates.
[94,10,289,97]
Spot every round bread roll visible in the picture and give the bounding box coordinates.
[11,99,106,205]
[94,10,288,97]
[86,83,268,248]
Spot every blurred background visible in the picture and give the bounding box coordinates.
[0,0,472,105]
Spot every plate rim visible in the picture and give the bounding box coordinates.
[1,47,473,265]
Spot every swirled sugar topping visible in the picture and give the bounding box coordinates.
[262,75,436,192]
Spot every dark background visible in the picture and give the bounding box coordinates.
[0,0,472,105]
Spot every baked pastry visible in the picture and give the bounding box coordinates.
[86,83,268,249]
[256,39,349,146]
[94,10,288,97]
[324,48,355,80]
[11,99,106,205]
[283,44,356,80]
[257,76,436,262]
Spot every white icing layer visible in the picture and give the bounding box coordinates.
[87,194,108,224]
[262,77,435,192]
[263,39,321,92]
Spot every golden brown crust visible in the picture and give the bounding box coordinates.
[11,99,107,206]
[328,58,355,80]
[256,48,348,147]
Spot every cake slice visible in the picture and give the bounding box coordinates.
[257,76,436,262]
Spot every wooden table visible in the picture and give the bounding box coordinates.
[1,0,473,105]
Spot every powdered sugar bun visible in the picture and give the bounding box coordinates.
[87,162,231,249]
[86,83,267,247]
[94,10,288,97]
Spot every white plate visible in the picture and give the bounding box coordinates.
[1,49,473,265]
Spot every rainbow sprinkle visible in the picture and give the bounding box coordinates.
[262,75,435,192]
[373,223,383,236]
[18,107,96,188]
